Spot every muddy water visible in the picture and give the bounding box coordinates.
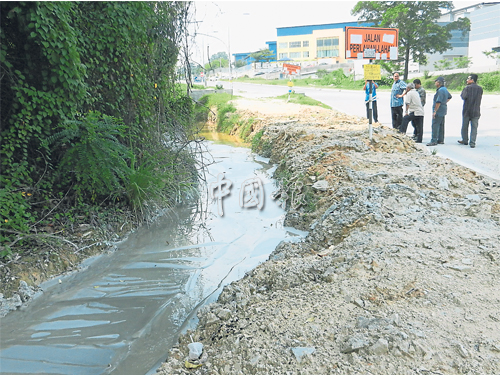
[0,141,304,375]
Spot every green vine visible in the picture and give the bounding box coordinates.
[0,1,199,256]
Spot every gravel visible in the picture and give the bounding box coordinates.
[156,99,500,375]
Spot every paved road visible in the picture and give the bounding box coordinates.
[225,81,500,181]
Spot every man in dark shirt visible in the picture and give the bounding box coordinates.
[427,77,452,146]
[458,74,483,148]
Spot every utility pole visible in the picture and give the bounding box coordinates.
[206,45,210,86]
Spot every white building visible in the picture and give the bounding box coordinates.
[421,2,500,72]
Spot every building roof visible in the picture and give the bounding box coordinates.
[442,1,500,15]
[277,21,372,37]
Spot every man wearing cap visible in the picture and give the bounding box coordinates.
[458,74,483,148]
[390,72,407,130]
[399,83,424,143]
[427,76,452,146]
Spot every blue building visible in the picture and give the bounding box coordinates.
[233,41,277,65]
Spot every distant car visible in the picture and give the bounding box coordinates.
[254,72,265,76]
[209,76,218,81]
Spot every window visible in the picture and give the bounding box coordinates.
[279,42,288,49]
[289,41,301,48]
[290,52,301,58]
[303,51,310,58]
[317,49,339,57]
[317,37,339,58]
[303,41,309,47]
[279,52,288,59]
[317,38,339,47]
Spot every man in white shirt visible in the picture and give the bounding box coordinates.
[399,83,425,143]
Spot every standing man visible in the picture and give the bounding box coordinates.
[363,80,379,123]
[399,83,424,143]
[427,76,452,146]
[458,74,483,148]
[397,78,426,139]
[390,72,407,130]
[413,79,426,107]
[412,79,426,139]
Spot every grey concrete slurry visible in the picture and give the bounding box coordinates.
[0,142,305,375]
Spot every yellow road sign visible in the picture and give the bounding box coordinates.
[364,64,381,80]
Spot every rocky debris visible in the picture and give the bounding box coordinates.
[157,99,500,374]
[0,280,38,317]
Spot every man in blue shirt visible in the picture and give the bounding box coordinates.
[427,76,452,146]
[390,72,407,130]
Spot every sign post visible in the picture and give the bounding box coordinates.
[287,80,294,102]
[363,63,381,139]
[283,64,300,102]
[345,27,398,140]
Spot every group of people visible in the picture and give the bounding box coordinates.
[363,72,483,148]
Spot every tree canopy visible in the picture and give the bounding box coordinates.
[249,49,275,63]
[205,51,229,71]
[351,1,470,79]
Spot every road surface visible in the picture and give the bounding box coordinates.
[223,81,500,181]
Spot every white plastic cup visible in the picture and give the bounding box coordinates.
[188,342,204,360]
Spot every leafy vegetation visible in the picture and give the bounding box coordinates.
[453,56,473,69]
[433,57,472,70]
[0,2,201,258]
[234,69,366,90]
[204,51,229,72]
[233,68,499,93]
[216,102,238,133]
[417,71,500,92]
[249,49,275,63]
[433,58,454,71]
[251,129,265,150]
[192,92,242,135]
[276,93,332,109]
[45,112,132,202]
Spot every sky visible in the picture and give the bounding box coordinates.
[189,1,480,65]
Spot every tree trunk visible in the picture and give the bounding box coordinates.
[404,46,410,81]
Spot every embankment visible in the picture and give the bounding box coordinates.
[157,98,500,375]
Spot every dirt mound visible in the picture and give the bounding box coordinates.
[158,99,500,375]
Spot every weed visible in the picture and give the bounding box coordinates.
[303,187,319,213]
[233,69,499,93]
[240,118,256,141]
[275,93,331,109]
[251,129,265,152]
[251,129,273,157]
[216,103,238,133]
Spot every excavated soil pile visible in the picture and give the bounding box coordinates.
[161,99,499,375]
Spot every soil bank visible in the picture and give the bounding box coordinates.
[156,98,500,375]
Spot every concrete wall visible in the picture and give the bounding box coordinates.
[189,89,233,102]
